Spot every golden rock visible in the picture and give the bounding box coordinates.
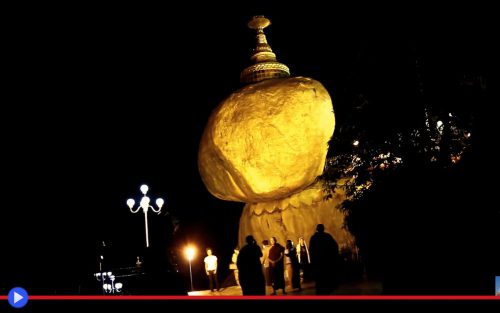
[198,76,335,202]
[198,15,354,255]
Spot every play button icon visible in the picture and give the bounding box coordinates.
[8,287,28,309]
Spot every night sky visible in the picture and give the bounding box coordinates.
[1,3,495,295]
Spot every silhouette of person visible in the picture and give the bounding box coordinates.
[309,224,340,295]
[269,236,286,295]
[237,235,266,295]
[204,248,219,292]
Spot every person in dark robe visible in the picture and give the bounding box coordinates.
[236,235,265,295]
[268,236,286,295]
[309,224,340,295]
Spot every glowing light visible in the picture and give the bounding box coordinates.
[451,154,461,163]
[140,196,150,209]
[466,132,471,138]
[185,246,196,261]
[377,152,391,159]
[140,184,149,195]
[353,140,359,146]
[437,121,444,135]
[115,282,123,291]
[128,185,165,248]
[184,246,196,291]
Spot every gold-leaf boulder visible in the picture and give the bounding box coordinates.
[198,76,335,202]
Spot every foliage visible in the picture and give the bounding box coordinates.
[320,93,475,218]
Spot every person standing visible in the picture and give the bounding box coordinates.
[261,240,272,286]
[229,247,240,286]
[296,237,311,281]
[285,239,301,291]
[309,224,340,295]
[237,235,266,295]
[204,248,219,292]
[268,237,286,295]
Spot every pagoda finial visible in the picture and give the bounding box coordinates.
[240,16,290,84]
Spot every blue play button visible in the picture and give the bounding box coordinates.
[8,287,28,309]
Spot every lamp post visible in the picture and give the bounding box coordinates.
[126,184,164,248]
[184,246,196,291]
[94,271,123,294]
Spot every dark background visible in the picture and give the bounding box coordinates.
[1,3,496,295]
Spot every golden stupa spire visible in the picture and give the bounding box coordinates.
[240,16,290,84]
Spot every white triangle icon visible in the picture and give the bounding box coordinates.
[13,292,23,304]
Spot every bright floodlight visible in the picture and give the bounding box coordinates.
[140,184,149,195]
[437,120,443,128]
[185,246,196,261]
[353,140,359,146]
[126,199,135,209]
[156,198,164,209]
[140,196,150,209]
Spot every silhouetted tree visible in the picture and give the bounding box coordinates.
[318,39,494,294]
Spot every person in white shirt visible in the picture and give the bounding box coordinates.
[204,248,219,292]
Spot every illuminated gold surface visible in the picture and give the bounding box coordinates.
[240,16,290,83]
[198,76,335,202]
[247,15,271,30]
[197,16,355,253]
[237,182,355,251]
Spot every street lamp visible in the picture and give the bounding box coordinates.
[94,271,123,294]
[184,246,196,291]
[126,184,164,248]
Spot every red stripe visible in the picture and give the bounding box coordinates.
[1,295,499,300]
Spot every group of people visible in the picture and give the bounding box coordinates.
[203,223,340,295]
[232,223,341,295]
[259,237,303,295]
